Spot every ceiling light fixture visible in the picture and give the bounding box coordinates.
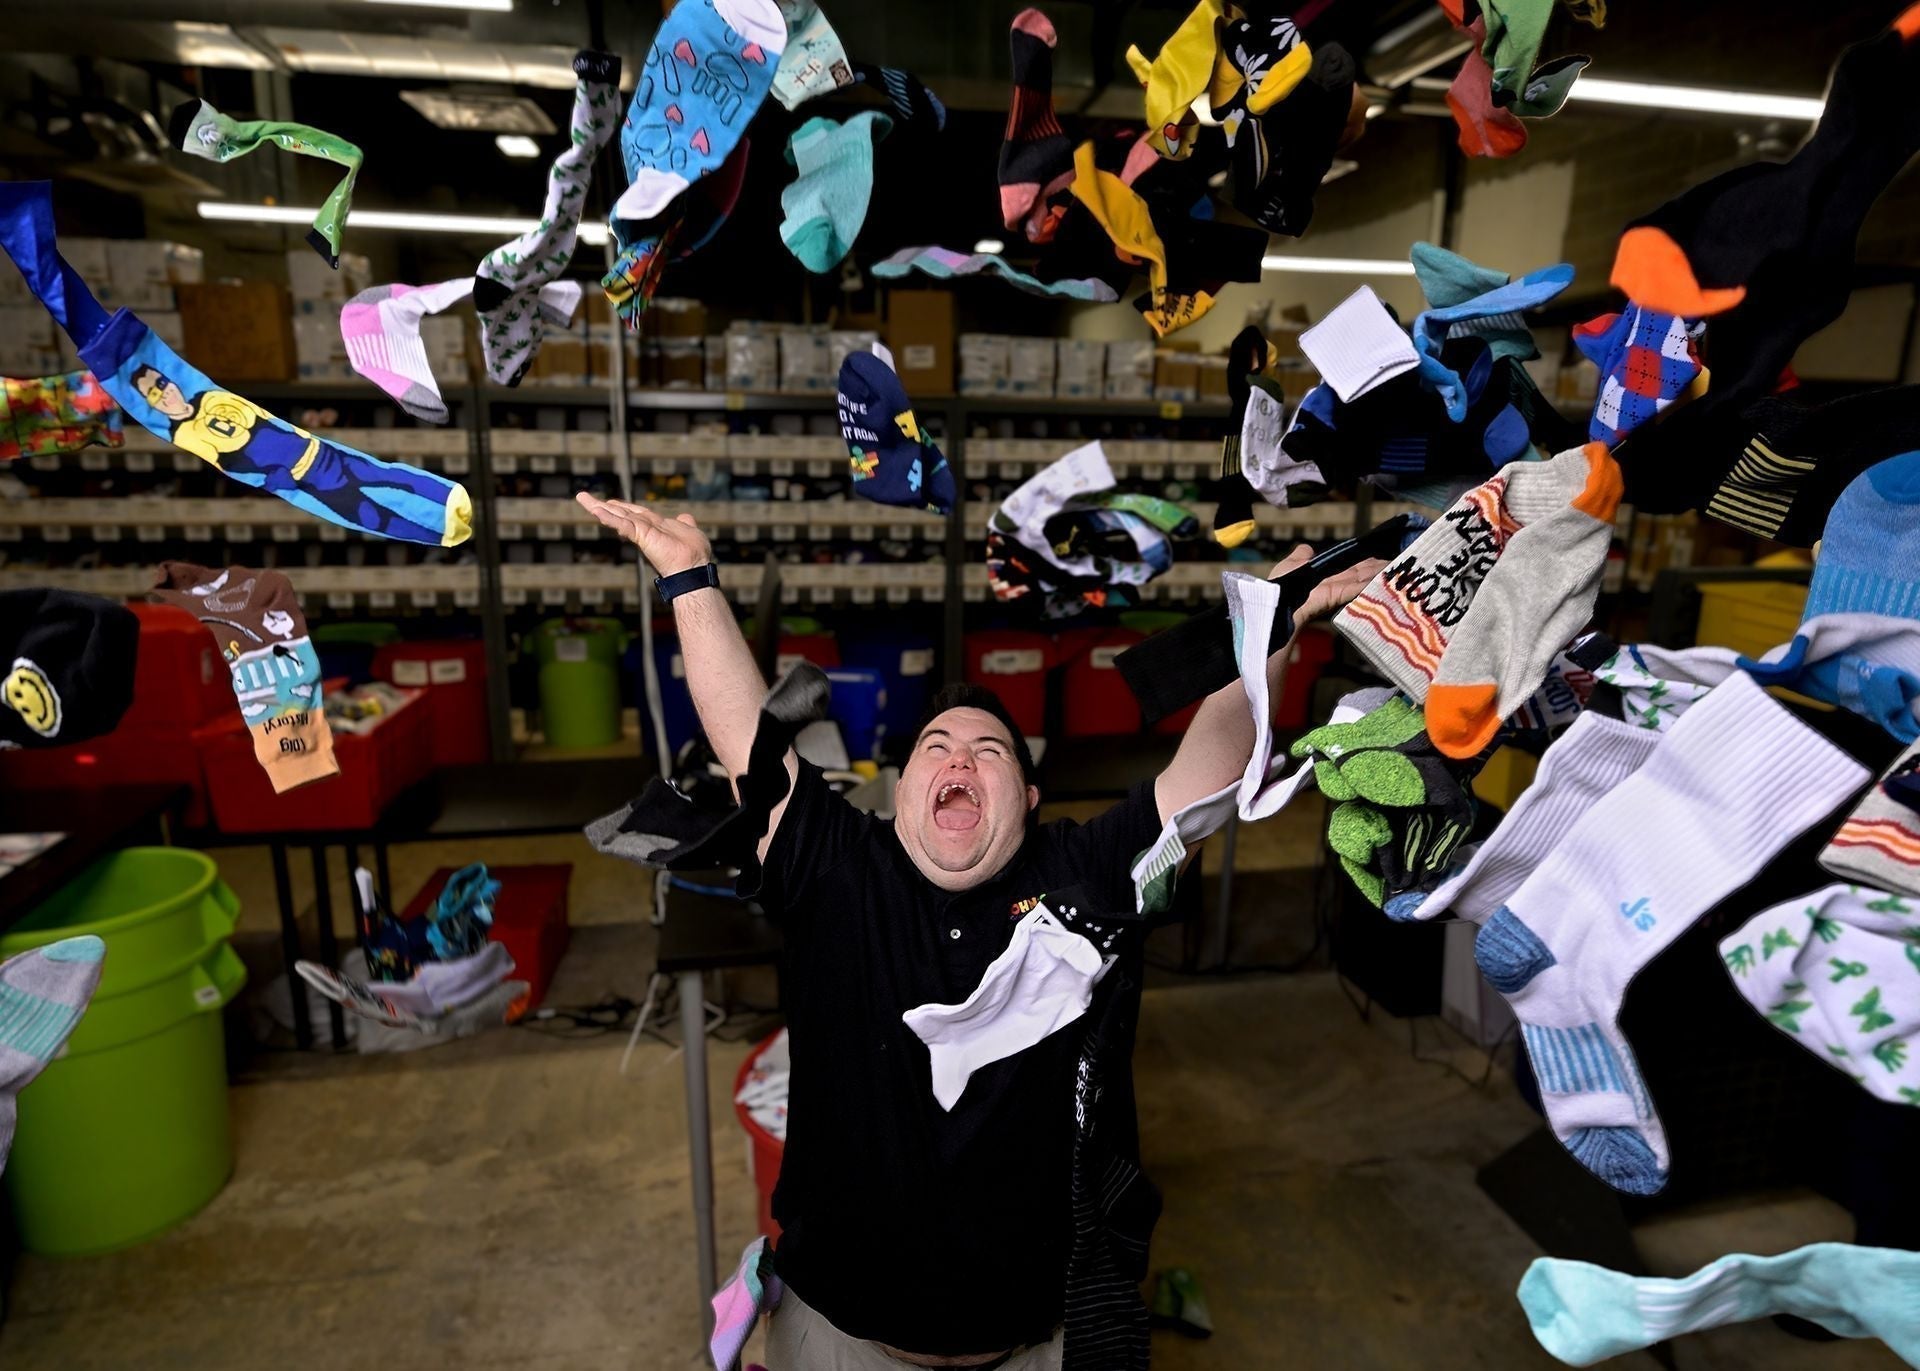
[363,0,513,10]
[495,134,541,158]
[197,201,608,246]
[1260,255,1417,276]
[1567,77,1823,121]
[972,238,1006,255]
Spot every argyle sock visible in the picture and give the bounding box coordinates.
[771,0,852,110]
[1233,40,1356,235]
[0,936,104,1175]
[999,10,1075,238]
[851,63,947,131]
[612,0,784,224]
[1125,0,1226,159]
[169,100,361,266]
[1613,7,1920,320]
[152,562,339,793]
[0,370,122,462]
[1474,673,1868,1193]
[1227,13,1311,114]
[340,277,475,425]
[1447,15,1528,158]
[1392,711,1660,923]
[779,112,891,272]
[0,588,137,749]
[1213,324,1271,548]
[1426,442,1624,758]
[602,138,751,327]
[1589,641,1741,732]
[1521,1244,1920,1366]
[1824,740,1920,897]
[871,244,1119,301]
[1302,286,1420,404]
[1572,305,1701,447]
[1723,882,1920,1106]
[1412,264,1572,421]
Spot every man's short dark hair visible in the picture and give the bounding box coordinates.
[913,683,1038,787]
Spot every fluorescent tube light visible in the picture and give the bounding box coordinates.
[1260,255,1417,276]
[1568,77,1823,121]
[197,201,608,246]
[972,238,1006,255]
[495,134,541,158]
[364,0,513,10]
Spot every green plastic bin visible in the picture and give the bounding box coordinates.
[2,848,245,1256]
[534,617,628,748]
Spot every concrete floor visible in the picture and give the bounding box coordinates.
[0,811,1906,1370]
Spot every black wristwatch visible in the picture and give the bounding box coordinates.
[655,564,721,603]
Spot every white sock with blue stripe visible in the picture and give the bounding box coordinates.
[0,934,105,1174]
[1474,674,1868,1194]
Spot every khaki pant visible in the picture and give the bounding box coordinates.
[763,1287,1064,1371]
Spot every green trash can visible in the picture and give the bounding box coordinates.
[2,848,245,1256]
[534,617,628,749]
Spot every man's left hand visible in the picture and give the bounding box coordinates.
[1271,543,1387,630]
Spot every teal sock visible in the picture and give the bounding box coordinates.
[0,935,104,1173]
[778,111,891,272]
[1520,1243,1920,1367]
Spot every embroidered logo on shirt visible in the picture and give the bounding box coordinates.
[1009,892,1046,920]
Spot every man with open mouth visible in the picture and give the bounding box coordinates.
[580,490,1381,1369]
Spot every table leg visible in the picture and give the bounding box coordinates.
[677,967,717,1352]
[374,844,394,927]
[271,843,311,1051]
[311,845,348,1051]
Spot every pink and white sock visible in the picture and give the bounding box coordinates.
[340,277,474,425]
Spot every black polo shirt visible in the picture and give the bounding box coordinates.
[753,762,1162,1358]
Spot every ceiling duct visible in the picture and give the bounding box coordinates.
[399,87,557,133]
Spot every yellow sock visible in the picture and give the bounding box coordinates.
[1126,0,1226,159]
[1067,141,1225,337]
[1245,39,1312,114]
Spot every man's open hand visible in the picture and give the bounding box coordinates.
[575,492,713,578]
[1272,543,1387,630]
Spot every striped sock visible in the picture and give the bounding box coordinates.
[1,935,104,1174]
[1822,738,1920,897]
[997,10,1074,240]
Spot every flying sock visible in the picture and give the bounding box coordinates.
[771,0,852,109]
[612,0,785,224]
[1141,209,1267,335]
[169,100,361,266]
[1411,264,1573,421]
[1212,324,1272,548]
[1795,450,1920,622]
[602,138,751,328]
[0,369,121,462]
[1823,740,1920,897]
[1229,14,1310,113]
[340,277,475,425]
[1572,305,1701,447]
[1741,614,1920,744]
[1588,641,1741,732]
[1722,882,1920,1106]
[1242,374,1326,510]
[1233,40,1357,235]
[1704,392,1920,546]
[779,112,890,272]
[870,244,1119,301]
[152,562,338,793]
[1125,0,1226,159]
[1521,1244,1920,1367]
[1426,443,1624,758]
[999,9,1076,240]
[0,936,105,1176]
[1301,286,1419,404]
[1391,711,1660,923]
[839,343,954,514]
[851,63,948,130]
[1411,242,1540,363]
[1446,14,1528,158]
[0,589,137,749]
[1474,673,1868,1194]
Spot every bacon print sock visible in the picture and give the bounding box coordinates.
[998,9,1075,240]
[1823,739,1920,898]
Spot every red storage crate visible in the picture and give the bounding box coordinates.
[0,724,212,828]
[120,602,231,731]
[773,633,840,674]
[197,688,432,833]
[401,863,571,1018]
[372,641,490,767]
[1060,628,1145,736]
[1275,626,1335,732]
[963,631,1052,738]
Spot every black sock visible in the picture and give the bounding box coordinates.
[1233,41,1356,236]
[852,62,947,131]
[996,9,1074,239]
[1214,324,1273,546]
[0,589,138,749]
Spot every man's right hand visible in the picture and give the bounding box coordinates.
[575,492,714,578]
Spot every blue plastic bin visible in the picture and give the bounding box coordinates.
[839,629,937,754]
[825,668,886,761]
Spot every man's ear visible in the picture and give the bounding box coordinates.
[1026,784,1040,813]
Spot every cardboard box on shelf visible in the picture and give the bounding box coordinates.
[1105,338,1154,400]
[651,297,709,339]
[726,327,780,392]
[780,329,833,393]
[1056,339,1105,398]
[0,343,60,375]
[1008,337,1056,397]
[60,238,111,283]
[1197,355,1228,401]
[95,281,177,313]
[885,290,953,395]
[829,328,880,376]
[108,240,203,288]
[286,249,371,307]
[958,333,1010,396]
[175,281,297,381]
[527,339,589,388]
[1153,343,1200,403]
[704,335,727,391]
[292,315,349,378]
[421,316,465,365]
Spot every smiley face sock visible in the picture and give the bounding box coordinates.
[613,0,785,224]
[0,588,136,749]
[169,100,361,266]
[1125,0,1226,159]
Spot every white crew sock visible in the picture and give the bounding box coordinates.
[1299,285,1419,404]
[1474,673,1868,1194]
[1592,641,1744,732]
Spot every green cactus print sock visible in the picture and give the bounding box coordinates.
[473,49,622,386]
[169,100,361,267]
[1723,881,1920,1106]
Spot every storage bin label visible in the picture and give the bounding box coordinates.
[554,637,588,663]
[981,649,1043,674]
[900,649,934,677]
[428,659,468,684]
[392,661,430,686]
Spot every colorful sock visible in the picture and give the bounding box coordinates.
[169,100,361,266]
[1521,1244,1920,1367]
[778,112,891,272]
[1426,442,1624,758]
[1243,374,1326,509]
[602,138,750,327]
[1232,40,1356,235]
[1823,740,1920,897]
[1412,264,1572,421]
[1411,241,1542,363]
[1447,15,1528,158]
[340,277,474,425]
[1589,641,1741,732]
[151,562,339,793]
[771,0,852,109]
[0,936,104,1175]
[612,0,784,223]
[839,343,954,514]
[870,244,1118,301]
[999,9,1076,239]
[1067,139,1171,310]
[1125,0,1225,159]
[1572,305,1701,447]
[851,63,947,130]
[1740,613,1920,744]
[1479,0,1584,112]
[712,1238,783,1371]
[0,588,136,749]
[1612,6,1920,319]
[1228,14,1310,113]
[1301,285,1420,404]
[0,369,122,462]
[1212,324,1271,548]
[1474,673,1868,1194]
[1723,883,1920,1107]
[1391,711,1660,923]
[1801,450,1920,619]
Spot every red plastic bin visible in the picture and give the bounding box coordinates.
[963,631,1052,738]
[372,641,490,767]
[773,633,840,675]
[119,602,231,732]
[401,863,571,1018]
[196,688,432,834]
[734,1030,787,1242]
[0,723,213,829]
[1059,628,1145,737]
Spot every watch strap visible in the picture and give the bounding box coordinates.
[655,564,721,603]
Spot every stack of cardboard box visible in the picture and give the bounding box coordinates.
[2,237,201,377]
[287,249,373,386]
